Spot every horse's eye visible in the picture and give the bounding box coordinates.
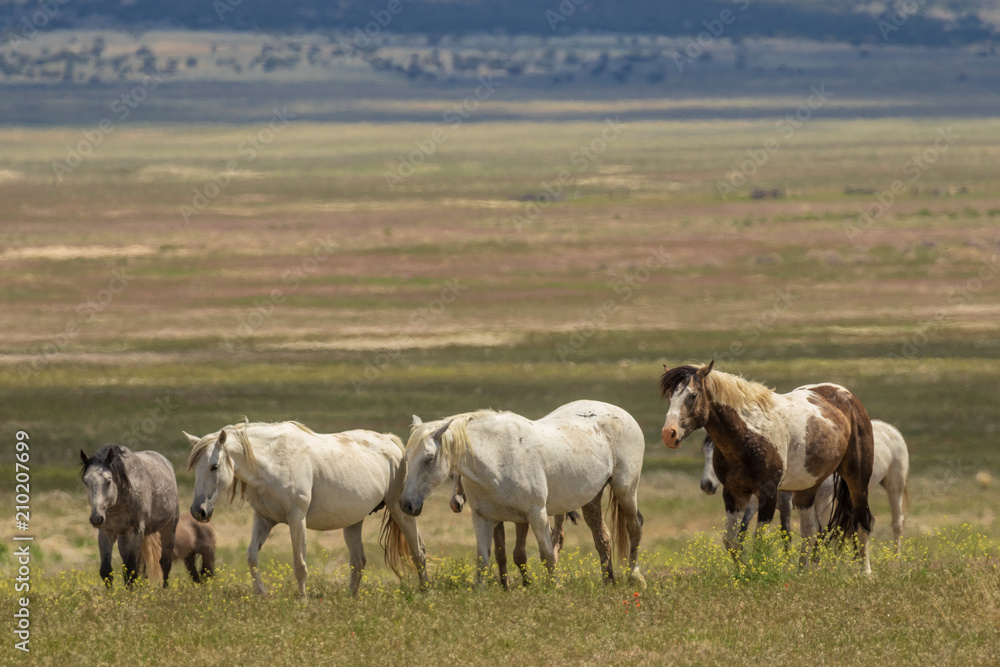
[210,463,219,472]
[686,391,698,401]
[423,454,434,466]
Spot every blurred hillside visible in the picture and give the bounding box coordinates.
[0,0,996,46]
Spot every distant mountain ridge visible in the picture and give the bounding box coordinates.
[0,0,995,47]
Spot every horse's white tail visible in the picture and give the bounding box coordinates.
[607,490,629,566]
[378,511,412,579]
[142,533,163,584]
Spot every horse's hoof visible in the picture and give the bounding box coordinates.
[627,572,647,590]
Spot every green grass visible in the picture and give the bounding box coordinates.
[3,529,997,664]
[3,111,1000,662]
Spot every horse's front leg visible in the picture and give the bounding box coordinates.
[471,512,498,588]
[118,532,143,588]
[287,511,310,598]
[98,530,115,587]
[753,482,779,542]
[343,521,366,596]
[526,508,556,577]
[158,517,178,588]
[722,488,752,557]
[247,513,276,596]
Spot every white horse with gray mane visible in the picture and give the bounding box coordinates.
[186,420,429,597]
[400,400,645,587]
[700,418,910,552]
[80,445,179,588]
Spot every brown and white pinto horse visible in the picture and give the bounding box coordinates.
[659,362,876,573]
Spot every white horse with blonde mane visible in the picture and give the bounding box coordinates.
[186,421,429,596]
[400,400,646,587]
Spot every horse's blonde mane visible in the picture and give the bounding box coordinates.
[406,410,501,465]
[187,420,261,472]
[704,369,776,414]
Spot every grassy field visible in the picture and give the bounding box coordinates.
[2,110,1000,663]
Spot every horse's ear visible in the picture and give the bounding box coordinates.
[79,449,90,465]
[183,431,201,447]
[431,420,453,444]
[663,364,669,371]
[411,415,423,427]
[698,360,715,378]
[106,448,115,464]
[218,430,228,445]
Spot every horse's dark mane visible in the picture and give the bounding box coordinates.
[81,445,134,497]
[658,365,699,399]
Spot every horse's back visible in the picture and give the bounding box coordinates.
[261,426,403,530]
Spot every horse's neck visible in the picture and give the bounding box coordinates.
[704,402,756,452]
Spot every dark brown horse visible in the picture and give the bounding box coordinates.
[659,362,875,572]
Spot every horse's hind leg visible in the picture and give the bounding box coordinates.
[247,513,276,596]
[513,523,530,586]
[882,477,907,554]
[551,515,566,562]
[581,491,614,583]
[612,487,645,587]
[792,486,821,568]
[493,523,509,589]
[343,521,366,596]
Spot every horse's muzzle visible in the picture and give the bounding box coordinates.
[449,496,464,513]
[700,478,718,495]
[661,426,682,449]
[400,498,423,517]
[190,506,213,523]
[89,513,105,527]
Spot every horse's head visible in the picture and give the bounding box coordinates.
[186,429,235,523]
[400,416,453,517]
[700,435,720,495]
[659,361,713,449]
[80,446,130,527]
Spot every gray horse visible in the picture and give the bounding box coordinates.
[80,445,179,588]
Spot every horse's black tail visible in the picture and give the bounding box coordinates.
[825,472,865,541]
